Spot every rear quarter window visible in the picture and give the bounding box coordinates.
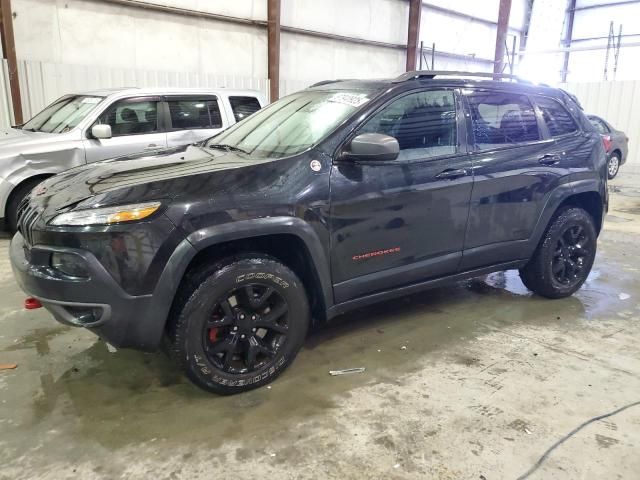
[535,96,579,137]
[229,96,262,122]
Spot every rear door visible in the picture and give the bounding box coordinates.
[329,88,473,303]
[83,96,167,162]
[164,95,228,147]
[533,94,597,182]
[460,89,561,270]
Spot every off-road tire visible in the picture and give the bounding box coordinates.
[519,207,597,299]
[166,255,309,395]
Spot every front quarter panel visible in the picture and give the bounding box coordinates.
[0,136,85,215]
[164,151,334,310]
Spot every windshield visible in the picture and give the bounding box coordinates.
[206,90,371,158]
[22,95,104,133]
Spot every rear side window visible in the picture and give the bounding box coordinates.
[168,98,222,130]
[466,91,539,149]
[358,89,457,160]
[229,96,262,122]
[536,96,578,137]
[589,117,609,135]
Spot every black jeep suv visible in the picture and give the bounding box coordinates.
[11,71,607,394]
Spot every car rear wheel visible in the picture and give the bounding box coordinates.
[166,256,309,394]
[519,207,597,299]
[607,152,621,179]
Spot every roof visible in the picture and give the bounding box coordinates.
[79,86,265,99]
[308,71,562,97]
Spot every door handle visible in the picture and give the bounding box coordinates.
[144,144,160,150]
[538,154,562,166]
[435,168,468,180]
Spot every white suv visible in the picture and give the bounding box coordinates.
[0,87,266,230]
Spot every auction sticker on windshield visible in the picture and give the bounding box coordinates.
[327,93,369,108]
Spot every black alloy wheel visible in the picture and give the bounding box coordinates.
[551,224,590,287]
[203,284,289,374]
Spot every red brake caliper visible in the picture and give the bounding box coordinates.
[208,327,220,343]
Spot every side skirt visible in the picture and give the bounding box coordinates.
[326,260,527,320]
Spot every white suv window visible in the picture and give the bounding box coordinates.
[97,99,159,137]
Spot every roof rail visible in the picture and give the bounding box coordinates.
[393,70,531,84]
[309,79,353,87]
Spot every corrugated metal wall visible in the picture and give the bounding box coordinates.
[563,81,640,170]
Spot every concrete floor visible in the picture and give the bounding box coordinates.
[2,176,640,480]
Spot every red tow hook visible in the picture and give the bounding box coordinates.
[24,297,42,310]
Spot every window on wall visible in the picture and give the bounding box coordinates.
[466,91,539,148]
[229,96,262,122]
[167,98,222,130]
[97,99,159,136]
[536,96,578,137]
[358,89,457,160]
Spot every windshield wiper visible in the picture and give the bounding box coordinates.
[208,143,249,154]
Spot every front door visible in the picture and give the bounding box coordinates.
[83,96,167,163]
[329,88,473,303]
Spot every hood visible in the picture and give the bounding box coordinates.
[30,144,278,220]
[0,128,64,151]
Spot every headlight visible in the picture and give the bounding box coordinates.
[50,202,161,226]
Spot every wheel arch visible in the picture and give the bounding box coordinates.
[4,174,54,218]
[153,218,333,338]
[527,182,604,259]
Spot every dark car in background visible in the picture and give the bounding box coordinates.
[10,71,607,394]
[587,114,629,179]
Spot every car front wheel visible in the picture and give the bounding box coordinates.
[519,207,597,299]
[167,256,310,394]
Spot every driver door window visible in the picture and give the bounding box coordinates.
[97,100,159,136]
[359,90,457,160]
[84,97,167,163]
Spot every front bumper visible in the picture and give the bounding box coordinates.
[10,232,163,350]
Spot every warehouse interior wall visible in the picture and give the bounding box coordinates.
[5,0,534,115]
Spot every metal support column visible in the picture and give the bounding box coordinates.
[493,0,513,76]
[406,0,421,71]
[0,0,22,124]
[267,0,280,102]
[562,0,577,82]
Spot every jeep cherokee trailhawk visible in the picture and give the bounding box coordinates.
[10,72,607,394]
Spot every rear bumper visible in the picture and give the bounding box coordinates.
[10,232,164,351]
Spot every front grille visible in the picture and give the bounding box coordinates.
[17,198,42,247]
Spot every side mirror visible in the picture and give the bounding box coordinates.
[343,133,399,161]
[91,124,112,140]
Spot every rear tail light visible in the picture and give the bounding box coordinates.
[602,135,612,152]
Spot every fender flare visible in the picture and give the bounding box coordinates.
[149,216,333,332]
[527,178,603,257]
